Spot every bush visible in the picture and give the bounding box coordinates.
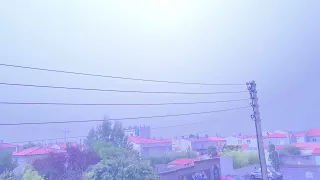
[0,171,15,180]
[223,151,259,169]
[23,168,43,180]
[146,151,197,166]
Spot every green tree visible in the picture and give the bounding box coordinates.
[207,146,218,157]
[279,145,301,156]
[22,142,37,149]
[85,157,158,180]
[268,144,280,171]
[221,145,241,153]
[86,120,131,150]
[222,151,259,169]
[0,171,15,180]
[0,151,17,174]
[22,168,43,180]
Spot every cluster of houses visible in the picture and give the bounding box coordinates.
[1,127,320,178]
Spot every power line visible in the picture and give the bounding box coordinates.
[0,63,244,86]
[0,106,250,126]
[8,136,86,145]
[0,98,249,106]
[0,82,247,95]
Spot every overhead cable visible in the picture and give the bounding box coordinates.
[0,106,250,126]
[0,63,244,86]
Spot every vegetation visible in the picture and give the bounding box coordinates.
[221,144,241,152]
[222,150,259,169]
[32,146,100,180]
[279,145,301,156]
[268,144,280,171]
[0,151,17,175]
[146,151,197,166]
[22,168,43,180]
[207,145,218,158]
[0,170,15,180]
[84,119,158,180]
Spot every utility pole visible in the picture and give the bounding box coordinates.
[247,81,268,180]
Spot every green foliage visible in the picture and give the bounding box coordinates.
[268,144,280,171]
[84,121,158,180]
[22,168,43,180]
[207,146,218,157]
[85,158,158,180]
[0,171,15,180]
[222,151,259,169]
[146,151,197,166]
[22,142,37,149]
[0,151,17,174]
[279,145,301,156]
[221,144,241,152]
[86,120,131,150]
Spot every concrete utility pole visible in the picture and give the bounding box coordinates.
[247,81,268,180]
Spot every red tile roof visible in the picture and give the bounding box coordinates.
[169,158,198,165]
[128,136,172,144]
[307,128,320,137]
[13,147,66,156]
[0,142,17,148]
[312,148,320,155]
[208,136,226,141]
[264,133,287,138]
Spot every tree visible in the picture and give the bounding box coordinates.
[0,170,15,180]
[279,145,301,156]
[22,142,37,149]
[0,151,17,174]
[32,146,100,180]
[268,144,280,171]
[85,157,158,180]
[207,146,218,157]
[23,168,43,180]
[189,134,196,138]
[221,145,241,152]
[86,120,131,150]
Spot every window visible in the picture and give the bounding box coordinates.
[247,140,251,144]
[313,138,317,142]
[238,140,242,144]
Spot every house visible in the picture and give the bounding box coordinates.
[12,146,66,174]
[124,125,151,138]
[294,132,307,143]
[172,136,226,153]
[0,141,20,153]
[225,135,257,148]
[128,136,172,157]
[306,128,320,142]
[263,132,296,145]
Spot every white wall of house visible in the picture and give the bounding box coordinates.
[314,156,320,165]
[263,138,288,145]
[243,138,257,148]
[296,136,306,143]
[306,136,320,142]
[225,136,242,145]
[172,139,191,152]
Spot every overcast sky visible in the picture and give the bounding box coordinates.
[0,1,319,143]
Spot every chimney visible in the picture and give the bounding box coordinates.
[15,145,19,152]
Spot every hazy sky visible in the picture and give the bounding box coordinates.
[0,1,319,143]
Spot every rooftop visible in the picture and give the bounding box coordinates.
[128,136,172,144]
[307,128,320,137]
[264,133,287,138]
[0,142,17,148]
[13,146,66,156]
